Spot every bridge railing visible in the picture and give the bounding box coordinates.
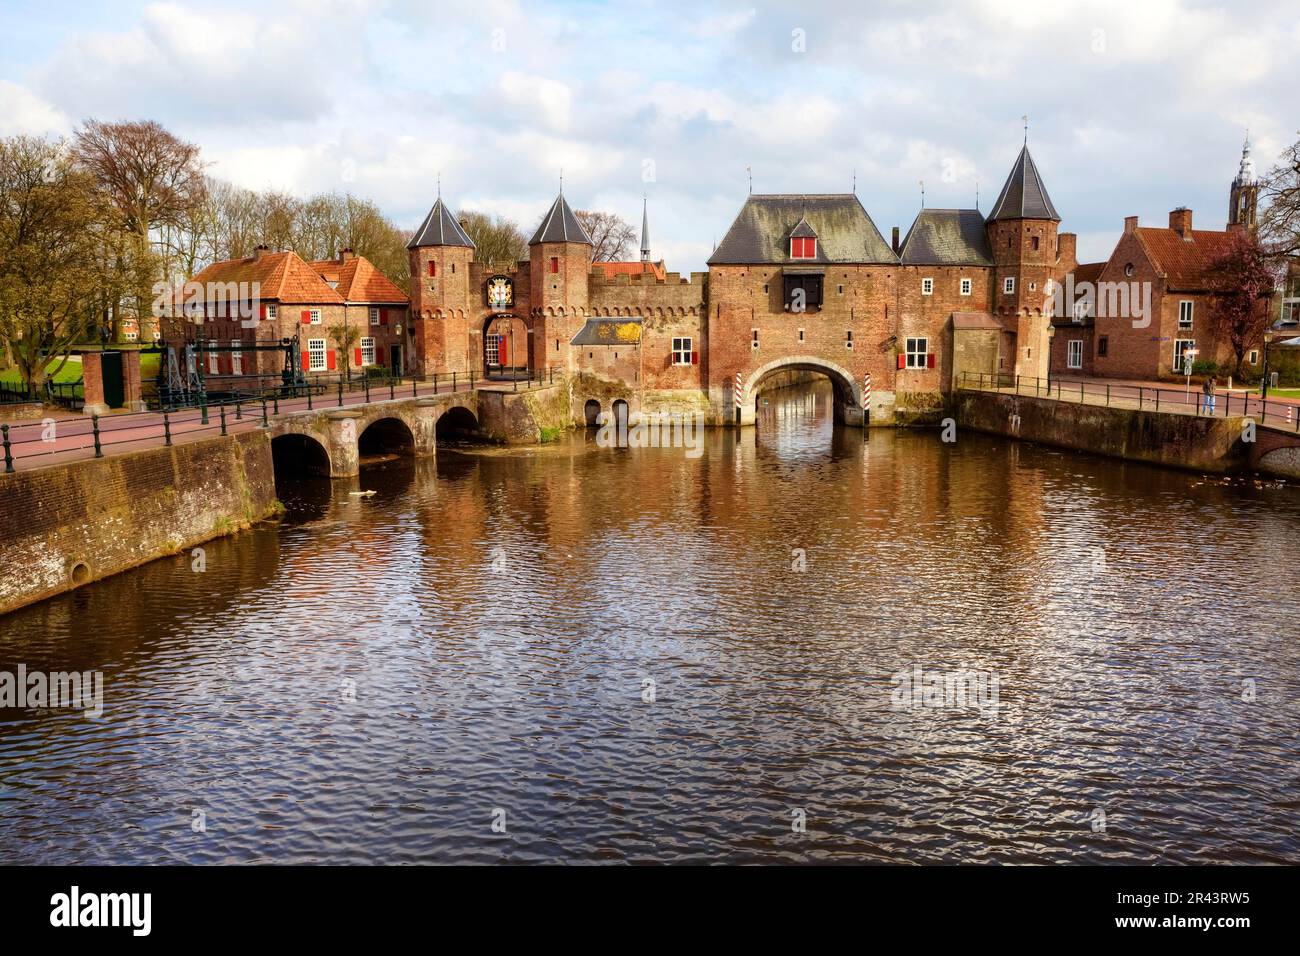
[958,371,1300,432]
[0,365,499,474]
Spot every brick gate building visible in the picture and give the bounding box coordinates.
[409,142,1076,425]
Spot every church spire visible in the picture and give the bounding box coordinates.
[640,195,651,262]
[1229,132,1258,230]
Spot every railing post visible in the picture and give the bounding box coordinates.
[220,403,227,436]
[365,377,371,403]
[163,411,173,446]
[1106,384,1110,407]
[1,424,13,474]
[1139,387,1143,410]
[235,400,243,420]
[390,378,396,400]
[413,377,418,398]
[261,399,269,428]
[307,385,313,410]
[91,414,104,458]
[338,378,344,407]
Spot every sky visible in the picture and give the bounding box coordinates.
[1,0,1296,272]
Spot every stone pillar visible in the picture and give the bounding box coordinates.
[412,398,441,457]
[122,350,146,412]
[81,353,108,416]
[325,410,364,477]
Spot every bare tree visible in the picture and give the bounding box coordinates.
[72,121,207,337]
[575,209,636,262]
[0,136,107,394]
[457,210,527,268]
[1259,134,1300,260]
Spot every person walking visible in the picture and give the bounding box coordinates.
[1202,374,1217,415]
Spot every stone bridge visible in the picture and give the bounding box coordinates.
[1249,422,1300,480]
[268,383,570,478]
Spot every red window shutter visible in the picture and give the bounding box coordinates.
[808,239,816,257]
[327,349,337,371]
[428,261,436,277]
[259,304,267,320]
[380,308,388,325]
[354,347,363,366]
[927,352,936,369]
[691,350,699,365]
[550,257,559,274]
[301,350,311,371]
[897,353,906,370]
[300,310,311,325]
[792,238,801,257]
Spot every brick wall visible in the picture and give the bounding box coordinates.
[0,430,278,616]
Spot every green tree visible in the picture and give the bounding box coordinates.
[328,320,362,381]
[0,136,107,394]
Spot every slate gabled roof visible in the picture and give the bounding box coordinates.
[708,194,897,265]
[571,319,642,346]
[530,194,592,245]
[407,198,476,249]
[789,216,818,238]
[987,146,1060,221]
[899,209,993,265]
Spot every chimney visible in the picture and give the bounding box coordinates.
[253,244,271,261]
[1169,207,1193,238]
[1057,232,1077,265]
[339,248,355,261]
[891,226,900,254]
[1123,216,1138,235]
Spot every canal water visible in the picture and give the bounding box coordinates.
[2,380,1298,864]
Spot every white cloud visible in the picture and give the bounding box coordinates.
[0,81,70,137]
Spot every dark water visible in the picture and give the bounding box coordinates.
[2,380,1299,864]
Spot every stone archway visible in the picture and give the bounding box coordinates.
[358,416,416,460]
[483,313,531,382]
[743,356,862,427]
[270,432,332,481]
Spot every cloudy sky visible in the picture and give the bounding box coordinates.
[1,0,1296,271]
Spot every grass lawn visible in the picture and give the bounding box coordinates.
[0,351,160,398]
[1248,387,1300,400]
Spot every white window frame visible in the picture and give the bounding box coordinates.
[960,278,972,296]
[672,336,692,365]
[1173,338,1196,374]
[207,340,219,375]
[1066,339,1083,369]
[308,338,327,372]
[231,341,242,375]
[921,277,934,296]
[485,333,501,366]
[1178,300,1194,329]
[1248,350,1260,365]
[1003,277,1015,294]
[309,308,322,325]
[360,336,376,366]
[905,336,929,369]
[124,330,138,342]
[369,307,380,327]
[266,304,277,321]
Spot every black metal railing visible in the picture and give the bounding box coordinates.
[0,367,540,473]
[958,371,1300,432]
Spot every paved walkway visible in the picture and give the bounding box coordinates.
[968,375,1300,433]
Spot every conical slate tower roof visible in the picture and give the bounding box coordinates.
[407,197,475,250]
[529,193,592,245]
[640,197,651,261]
[987,145,1060,221]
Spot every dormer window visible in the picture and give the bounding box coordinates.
[790,237,816,259]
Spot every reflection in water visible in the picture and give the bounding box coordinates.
[2,380,1299,864]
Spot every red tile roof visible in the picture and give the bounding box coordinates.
[593,260,668,281]
[184,250,344,305]
[1071,261,1106,285]
[1135,227,1237,290]
[311,255,409,304]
